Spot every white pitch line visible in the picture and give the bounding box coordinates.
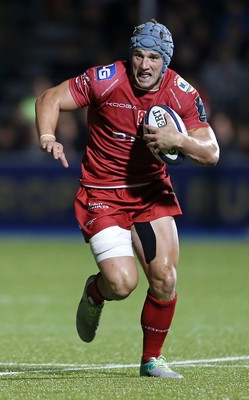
[1,364,248,377]
[0,368,85,376]
[0,356,248,377]
[171,355,249,365]
[0,355,248,368]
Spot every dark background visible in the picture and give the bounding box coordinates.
[0,0,248,235]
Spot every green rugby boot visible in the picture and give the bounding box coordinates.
[76,275,105,343]
[140,355,183,378]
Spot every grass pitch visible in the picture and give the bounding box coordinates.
[0,236,248,399]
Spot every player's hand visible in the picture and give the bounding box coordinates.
[144,113,181,152]
[40,141,69,168]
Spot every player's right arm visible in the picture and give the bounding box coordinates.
[35,80,78,168]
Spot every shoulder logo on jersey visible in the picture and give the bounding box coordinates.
[97,64,116,81]
[175,76,195,94]
[77,72,89,86]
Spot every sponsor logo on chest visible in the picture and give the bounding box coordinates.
[106,101,137,109]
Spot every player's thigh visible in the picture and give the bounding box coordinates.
[131,216,179,278]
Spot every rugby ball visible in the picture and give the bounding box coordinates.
[143,105,188,165]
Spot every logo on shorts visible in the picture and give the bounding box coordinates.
[85,218,97,227]
[97,64,116,81]
[88,202,109,210]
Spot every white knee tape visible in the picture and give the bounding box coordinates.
[89,226,134,263]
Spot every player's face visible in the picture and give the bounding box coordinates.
[131,49,163,90]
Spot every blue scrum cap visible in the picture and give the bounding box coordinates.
[130,19,174,73]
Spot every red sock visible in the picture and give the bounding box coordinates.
[141,291,177,363]
[86,274,105,305]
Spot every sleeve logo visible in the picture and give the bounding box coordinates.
[175,76,195,94]
[97,64,116,81]
[195,96,207,122]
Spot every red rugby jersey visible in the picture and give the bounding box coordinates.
[69,60,209,188]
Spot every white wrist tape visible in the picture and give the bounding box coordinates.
[40,134,56,140]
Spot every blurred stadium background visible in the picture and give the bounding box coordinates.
[0,0,248,237]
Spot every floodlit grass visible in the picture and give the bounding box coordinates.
[0,236,248,399]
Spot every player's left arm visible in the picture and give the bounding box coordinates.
[144,86,220,166]
[177,125,220,165]
[144,115,220,166]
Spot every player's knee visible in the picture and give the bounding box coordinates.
[160,265,177,292]
[163,264,177,293]
[108,273,138,300]
[149,263,177,300]
[90,226,138,300]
